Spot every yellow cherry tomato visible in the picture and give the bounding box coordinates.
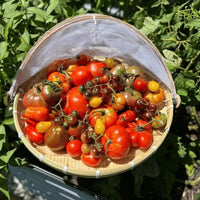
[148,80,160,92]
[94,119,106,135]
[89,96,102,108]
[36,121,52,133]
[105,58,115,68]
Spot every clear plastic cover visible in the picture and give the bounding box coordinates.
[9,14,177,101]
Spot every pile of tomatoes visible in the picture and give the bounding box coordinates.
[22,54,167,167]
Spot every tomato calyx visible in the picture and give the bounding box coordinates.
[104,139,112,156]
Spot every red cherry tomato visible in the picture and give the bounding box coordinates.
[25,125,44,144]
[66,139,82,158]
[128,119,152,133]
[133,77,148,92]
[71,66,92,86]
[64,87,89,119]
[116,110,136,127]
[101,125,130,160]
[137,131,153,150]
[81,153,102,167]
[88,61,107,77]
[136,119,152,132]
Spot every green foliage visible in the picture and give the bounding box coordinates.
[0,0,200,199]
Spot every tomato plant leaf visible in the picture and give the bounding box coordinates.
[140,17,159,36]
[163,49,182,72]
[0,125,6,151]
[2,117,14,125]
[0,173,10,200]
[0,148,17,164]
[46,0,59,16]
[27,7,47,21]
[0,41,8,60]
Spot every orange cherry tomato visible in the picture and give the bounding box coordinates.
[143,88,164,105]
[108,93,126,111]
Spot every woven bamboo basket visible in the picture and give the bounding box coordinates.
[11,14,179,178]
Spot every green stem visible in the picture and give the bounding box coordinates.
[191,106,200,127]
[184,50,200,72]
[185,176,200,186]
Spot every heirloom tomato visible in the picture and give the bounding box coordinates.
[48,72,71,94]
[101,125,130,160]
[88,105,118,128]
[64,87,89,119]
[137,131,153,150]
[44,125,69,151]
[116,110,136,127]
[108,93,126,111]
[25,106,49,122]
[41,83,62,103]
[143,88,165,105]
[81,153,102,167]
[66,139,82,158]
[71,66,92,86]
[23,87,48,108]
[133,77,148,92]
[25,125,44,144]
[88,61,107,77]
